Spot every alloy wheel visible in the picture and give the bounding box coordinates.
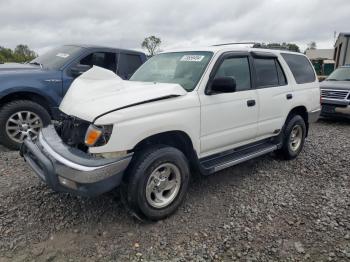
[145,163,181,209]
[289,125,303,151]
[5,111,43,143]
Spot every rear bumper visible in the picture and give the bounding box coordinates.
[308,108,321,123]
[20,125,132,197]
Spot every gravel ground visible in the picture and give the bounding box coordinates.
[0,119,349,261]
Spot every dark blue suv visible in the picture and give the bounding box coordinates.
[0,45,147,149]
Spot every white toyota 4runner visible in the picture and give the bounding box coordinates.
[21,45,321,220]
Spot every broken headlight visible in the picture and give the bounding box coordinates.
[85,124,113,147]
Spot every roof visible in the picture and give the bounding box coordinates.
[305,49,334,60]
[162,44,303,56]
[64,44,145,55]
[338,32,350,37]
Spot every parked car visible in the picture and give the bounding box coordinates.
[0,45,147,149]
[21,45,320,221]
[320,65,350,119]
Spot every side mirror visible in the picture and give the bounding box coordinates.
[209,76,236,94]
[70,64,91,77]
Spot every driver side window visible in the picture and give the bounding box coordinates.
[214,57,251,91]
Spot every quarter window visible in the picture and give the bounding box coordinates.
[214,57,251,91]
[281,53,316,84]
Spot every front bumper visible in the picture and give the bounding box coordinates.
[20,125,132,197]
[321,99,350,119]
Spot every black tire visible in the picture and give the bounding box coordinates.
[0,100,51,150]
[122,145,190,221]
[276,115,306,160]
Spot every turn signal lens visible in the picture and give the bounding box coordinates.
[85,125,102,146]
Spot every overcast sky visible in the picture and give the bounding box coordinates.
[0,0,349,54]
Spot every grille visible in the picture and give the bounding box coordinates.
[321,89,350,100]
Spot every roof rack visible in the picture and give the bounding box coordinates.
[212,42,258,47]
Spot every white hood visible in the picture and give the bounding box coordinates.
[59,66,187,122]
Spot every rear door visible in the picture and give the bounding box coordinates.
[281,53,320,114]
[252,52,292,139]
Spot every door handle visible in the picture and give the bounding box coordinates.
[247,100,256,107]
[286,94,293,100]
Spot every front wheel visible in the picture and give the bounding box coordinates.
[122,145,190,221]
[0,100,51,150]
[276,115,306,160]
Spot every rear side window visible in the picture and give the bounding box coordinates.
[79,52,117,72]
[214,57,251,91]
[254,58,278,87]
[276,60,287,85]
[281,53,316,84]
[118,53,143,79]
[254,58,287,87]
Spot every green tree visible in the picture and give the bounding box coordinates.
[0,46,14,62]
[307,41,317,50]
[285,43,300,52]
[0,44,37,63]
[141,36,161,56]
[13,44,37,62]
[253,42,300,53]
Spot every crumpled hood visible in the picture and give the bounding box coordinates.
[59,66,187,122]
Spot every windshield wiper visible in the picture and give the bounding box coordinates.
[29,61,43,69]
[341,79,350,81]
[326,78,338,81]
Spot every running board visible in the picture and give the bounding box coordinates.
[200,142,278,174]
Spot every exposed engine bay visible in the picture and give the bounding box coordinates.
[55,114,90,152]
[55,113,113,152]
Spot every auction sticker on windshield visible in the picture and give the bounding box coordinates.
[56,53,70,58]
[180,55,205,62]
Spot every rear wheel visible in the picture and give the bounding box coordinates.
[0,100,51,150]
[276,115,306,160]
[122,145,190,221]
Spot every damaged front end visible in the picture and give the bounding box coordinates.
[20,66,188,197]
[20,120,132,197]
[55,114,113,152]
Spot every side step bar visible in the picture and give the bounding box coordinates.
[200,142,279,174]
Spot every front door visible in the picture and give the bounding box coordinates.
[199,53,259,157]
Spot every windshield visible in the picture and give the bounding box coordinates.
[326,67,350,81]
[130,51,213,91]
[30,45,83,70]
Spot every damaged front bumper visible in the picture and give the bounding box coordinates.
[20,125,132,197]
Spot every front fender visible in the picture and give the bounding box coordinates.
[89,93,201,155]
[0,71,63,107]
[0,86,59,106]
